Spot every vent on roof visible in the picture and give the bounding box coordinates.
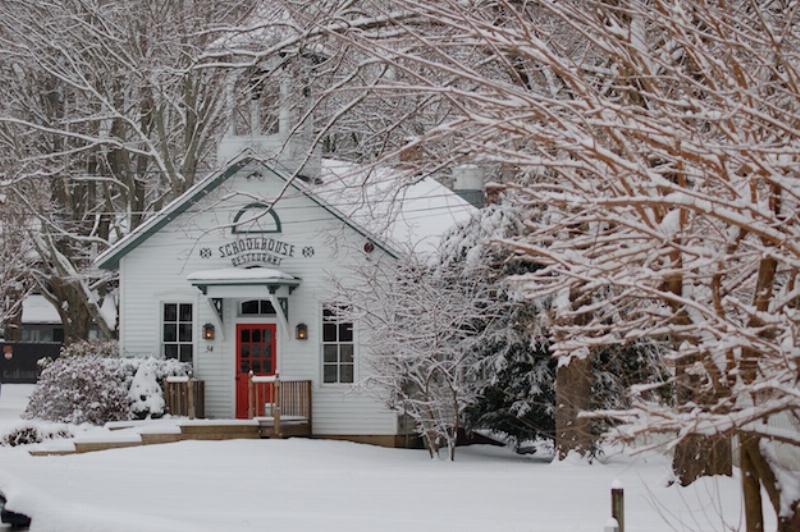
[453,165,485,208]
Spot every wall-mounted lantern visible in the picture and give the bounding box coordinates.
[3,345,12,360]
[295,323,308,341]
[202,323,216,341]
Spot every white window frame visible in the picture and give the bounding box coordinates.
[160,301,195,364]
[320,303,356,385]
[238,299,278,317]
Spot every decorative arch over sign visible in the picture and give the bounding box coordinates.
[232,203,282,234]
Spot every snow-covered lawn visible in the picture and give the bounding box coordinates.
[0,384,35,433]
[0,384,774,532]
[0,439,770,532]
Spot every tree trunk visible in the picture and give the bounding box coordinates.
[555,355,593,460]
[741,432,800,532]
[45,279,115,344]
[672,433,732,486]
[740,433,765,532]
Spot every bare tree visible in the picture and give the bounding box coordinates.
[295,1,800,529]
[0,1,257,341]
[0,193,34,342]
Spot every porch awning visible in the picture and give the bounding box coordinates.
[186,267,300,296]
[187,268,300,339]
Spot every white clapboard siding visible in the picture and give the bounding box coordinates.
[120,162,400,436]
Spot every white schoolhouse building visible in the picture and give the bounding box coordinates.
[94,108,476,444]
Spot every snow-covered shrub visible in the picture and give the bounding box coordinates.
[24,355,131,424]
[25,348,191,424]
[38,339,120,370]
[60,340,120,358]
[128,359,166,419]
[1,423,72,447]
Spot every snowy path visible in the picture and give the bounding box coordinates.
[0,437,768,532]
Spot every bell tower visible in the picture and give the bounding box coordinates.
[218,58,321,180]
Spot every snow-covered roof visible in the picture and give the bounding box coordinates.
[95,154,475,270]
[21,295,61,324]
[315,159,475,256]
[187,268,298,284]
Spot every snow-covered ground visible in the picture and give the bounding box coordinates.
[0,385,775,532]
[0,384,34,432]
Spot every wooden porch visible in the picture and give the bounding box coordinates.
[247,373,313,438]
[161,372,313,438]
[30,374,313,456]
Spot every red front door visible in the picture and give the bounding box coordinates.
[235,323,277,419]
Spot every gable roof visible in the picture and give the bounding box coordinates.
[94,155,474,270]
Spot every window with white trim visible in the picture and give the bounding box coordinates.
[162,303,193,363]
[240,299,276,316]
[322,305,354,383]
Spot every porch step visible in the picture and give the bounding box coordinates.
[29,449,77,457]
[28,419,301,456]
[178,422,260,440]
[74,441,142,454]
[140,433,185,445]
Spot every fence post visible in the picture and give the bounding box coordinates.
[187,379,196,420]
[611,480,624,532]
[248,371,255,419]
[274,372,282,437]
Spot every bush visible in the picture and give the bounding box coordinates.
[24,355,132,424]
[60,340,120,358]
[1,423,72,447]
[38,339,120,370]
[24,349,191,424]
[128,359,165,419]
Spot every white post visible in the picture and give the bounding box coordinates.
[279,77,294,136]
[249,98,261,136]
[225,74,237,137]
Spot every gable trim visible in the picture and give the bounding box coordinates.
[94,156,398,270]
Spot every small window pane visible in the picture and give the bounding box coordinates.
[179,344,193,363]
[164,303,177,322]
[52,328,64,343]
[179,324,192,342]
[323,323,337,342]
[241,300,259,315]
[179,304,193,322]
[323,307,335,321]
[340,364,354,383]
[163,324,177,342]
[340,344,354,363]
[323,365,338,383]
[339,322,353,343]
[252,329,261,343]
[259,300,276,314]
[164,344,179,359]
[323,345,338,363]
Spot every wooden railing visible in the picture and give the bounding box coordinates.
[164,377,205,419]
[248,372,312,436]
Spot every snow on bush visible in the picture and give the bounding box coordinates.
[24,355,131,424]
[128,359,165,419]
[1,423,72,447]
[60,340,120,359]
[25,341,191,424]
